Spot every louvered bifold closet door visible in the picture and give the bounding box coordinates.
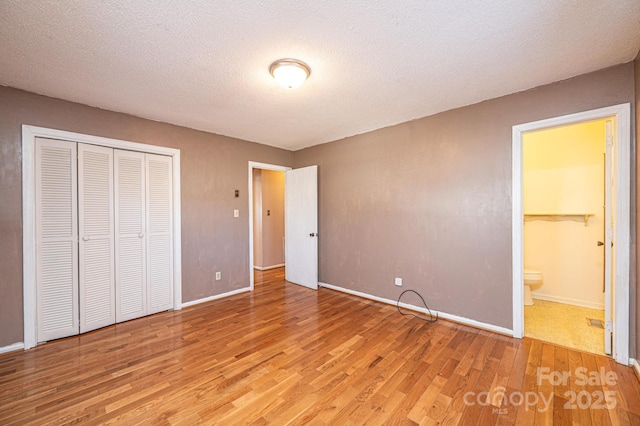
[146,154,173,314]
[78,144,115,333]
[35,137,79,342]
[115,150,147,322]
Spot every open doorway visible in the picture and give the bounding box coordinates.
[252,168,286,272]
[248,162,291,290]
[248,162,319,291]
[522,119,607,355]
[512,104,630,365]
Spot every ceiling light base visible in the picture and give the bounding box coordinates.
[269,59,311,89]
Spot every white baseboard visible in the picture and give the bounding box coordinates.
[631,358,640,382]
[181,287,251,308]
[319,282,513,336]
[253,263,285,271]
[0,342,24,355]
[532,292,604,310]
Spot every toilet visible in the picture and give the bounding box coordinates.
[523,269,543,306]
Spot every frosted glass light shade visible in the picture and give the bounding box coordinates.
[269,59,310,89]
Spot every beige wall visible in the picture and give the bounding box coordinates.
[523,120,606,309]
[252,169,264,268]
[294,63,635,330]
[259,170,285,268]
[0,86,293,347]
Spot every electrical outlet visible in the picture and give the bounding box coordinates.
[215,272,221,281]
[395,277,402,287]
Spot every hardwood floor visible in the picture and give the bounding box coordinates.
[1,267,639,425]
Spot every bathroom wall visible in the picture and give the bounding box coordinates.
[252,169,285,269]
[523,120,607,309]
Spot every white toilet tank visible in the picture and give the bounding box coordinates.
[524,268,542,283]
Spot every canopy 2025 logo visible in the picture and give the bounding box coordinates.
[463,367,617,413]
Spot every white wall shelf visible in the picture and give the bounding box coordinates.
[524,212,595,226]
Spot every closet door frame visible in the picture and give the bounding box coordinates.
[22,125,182,350]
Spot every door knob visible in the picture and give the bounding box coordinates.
[138,232,144,238]
[309,232,316,237]
[82,236,89,241]
[597,241,604,246]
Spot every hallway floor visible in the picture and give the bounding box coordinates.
[525,299,605,356]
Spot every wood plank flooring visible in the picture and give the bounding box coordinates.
[1,267,639,425]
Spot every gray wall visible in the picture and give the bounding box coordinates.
[636,51,640,360]
[0,86,293,347]
[294,63,636,331]
[1,62,637,349]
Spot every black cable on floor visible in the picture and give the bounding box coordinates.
[397,289,438,322]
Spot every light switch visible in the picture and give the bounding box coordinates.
[234,209,239,218]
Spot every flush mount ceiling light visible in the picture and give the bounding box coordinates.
[269,59,311,89]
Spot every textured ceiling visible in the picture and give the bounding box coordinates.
[1,1,639,150]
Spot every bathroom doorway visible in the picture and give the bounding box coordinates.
[511,104,630,365]
[522,119,607,355]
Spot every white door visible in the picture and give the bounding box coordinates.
[35,138,79,342]
[115,150,147,322]
[146,154,174,314]
[285,165,318,289]
[604,120,614,355]
[78,144,115,333]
